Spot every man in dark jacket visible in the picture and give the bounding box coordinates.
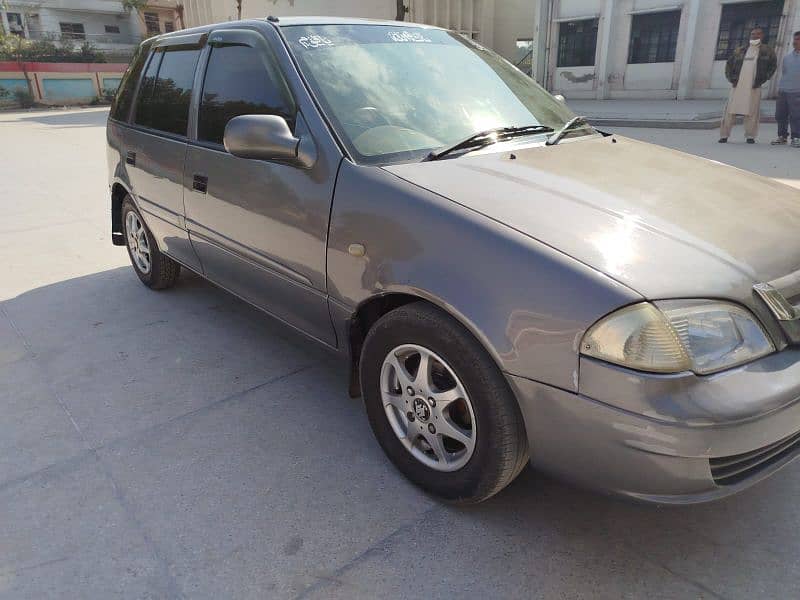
[719,27,778,144]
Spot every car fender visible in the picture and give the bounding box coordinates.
[327,160,641,391]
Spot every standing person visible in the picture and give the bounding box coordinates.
[772,31,800,148]
[719,27,778,144]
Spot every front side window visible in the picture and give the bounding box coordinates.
[628,10,681,64]
[134,46,200,136]
[557,19,598,67]
[197,44,295,146]
[59,22,86,40]
[715,0,784,60]
[283,25,578,165]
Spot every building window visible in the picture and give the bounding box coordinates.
[715,0,784,60]
[7,12,25,36]
[557,19,599,68]
[59,22,86,40]
[628,10,681,64]
[164,21,175,33]
[514,38,533,75]
[144,12,160,35]
[104,25,121,34]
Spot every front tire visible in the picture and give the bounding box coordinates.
[121,197,180,290]
[360,302,529,503]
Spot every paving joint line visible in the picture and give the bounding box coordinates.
[0,364,319,495]
[294,504,444,599]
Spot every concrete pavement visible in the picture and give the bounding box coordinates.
[2,107,800,599]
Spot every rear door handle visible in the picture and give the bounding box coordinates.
[125,150,136,166]
[193,174,208,193]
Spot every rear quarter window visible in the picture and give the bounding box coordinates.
[110,42,151,122]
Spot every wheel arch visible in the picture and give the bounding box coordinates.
[110,180,132,246]
[345,290,505,399]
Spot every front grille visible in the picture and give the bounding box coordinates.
[710,431,800,486]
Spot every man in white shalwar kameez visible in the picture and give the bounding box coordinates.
[719,27,778,144]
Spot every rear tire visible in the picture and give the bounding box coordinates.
[360,302,529,503]
[121,197,180,290]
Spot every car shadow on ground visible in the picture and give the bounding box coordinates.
[15,108,110,128]
[2,265,799,597]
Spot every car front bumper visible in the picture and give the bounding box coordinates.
[506,349,800,504]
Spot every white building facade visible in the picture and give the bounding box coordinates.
[535,0,800,100]
[173,0,800,100]
[182,0,537,70]
[0,0,142,52]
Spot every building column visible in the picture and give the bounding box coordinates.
[677,0,701,100]
[532,0,550,85]
[481,0,496,48]
[594,0,615,100]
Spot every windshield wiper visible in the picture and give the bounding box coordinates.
[545,116,590,146]
[424,125,554,161]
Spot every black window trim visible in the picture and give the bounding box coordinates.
[130,48,167,135]
[137,46,200,139]
[557,18,600,68]
[187,26,299,153]
[110,32,207,129]
[627,8,682,65]
[59,22,86,40]
[110,27,312,157]
[112,33,206,141]
[108,40,152,124]
[714,0,785,61]
[129,48,198,141]
[144,11,161,35]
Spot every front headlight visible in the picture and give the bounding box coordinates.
[581,300,774,375]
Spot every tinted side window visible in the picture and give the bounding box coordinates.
[135,46,200,136]
[110,42,151,121]
[198,44,295,146]
[133,49,162,129]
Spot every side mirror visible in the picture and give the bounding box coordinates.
[553,94,566,103]
[223,114,316,168]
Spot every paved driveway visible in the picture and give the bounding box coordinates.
[1,107,799,599]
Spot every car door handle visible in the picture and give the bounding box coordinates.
[125,150,136,166]
[193,174,208,193]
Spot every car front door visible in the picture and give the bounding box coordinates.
[183,28,338,346]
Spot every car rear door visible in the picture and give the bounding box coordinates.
[183,27,339,346]
[123,33,204,272]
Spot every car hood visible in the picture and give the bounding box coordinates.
[384,135,800,300]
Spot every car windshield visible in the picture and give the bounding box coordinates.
[283,24,590,165]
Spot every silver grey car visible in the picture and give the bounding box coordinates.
[107,16,800,504]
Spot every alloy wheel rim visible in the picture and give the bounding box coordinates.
[125,211,151,274]
[380,344,476,472]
